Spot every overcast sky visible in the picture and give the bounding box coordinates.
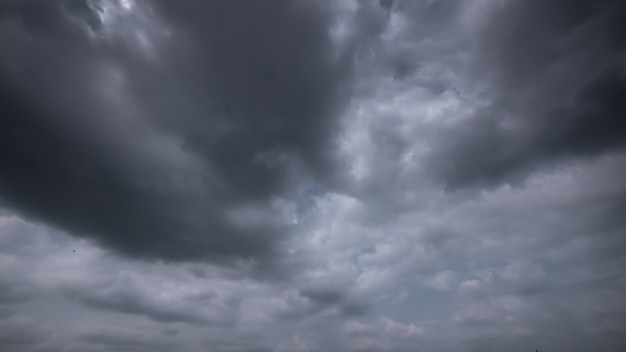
[1,0,625,351]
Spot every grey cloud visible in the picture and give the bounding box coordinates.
[272,286,368,322]
[1,1,626,351]
[0,0,351,267]
[64,0,104,31]
[0,217,295,351]
[0,316,46,351]
[78,331,177,352]
[149,0,351,193]
[298,286,369,318]
[429,0,626,189]
[299,288,344,306]
[0,306,14,319]
[459,263,552,298]
[80,333,150,347]
[339,301,370,317]
[0,281,32,304]
[202,341,272,352]
[66,285,224,326]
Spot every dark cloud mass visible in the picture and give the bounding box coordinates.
[431,0,626,189]
[1,1,626,352]
[0,0,349,265]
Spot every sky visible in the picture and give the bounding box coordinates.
[0,0,625,351]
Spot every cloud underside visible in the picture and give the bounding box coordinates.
[0,0,348,266]
[0,0,625,351]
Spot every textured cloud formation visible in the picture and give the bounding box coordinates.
[1,0,625,351]
[428,0,626,189]
[0,0,349,267]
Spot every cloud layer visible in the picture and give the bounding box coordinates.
[0,0,351,267]
[0,0,625,351]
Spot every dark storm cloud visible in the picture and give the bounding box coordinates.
[0,0,350,266]
[149,0,351,195]
[429,0,626,189]
[3,1,626,351]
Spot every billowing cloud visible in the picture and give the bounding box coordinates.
[1,0,625,351]
[0,0,350,267]
[427,0,626,189]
